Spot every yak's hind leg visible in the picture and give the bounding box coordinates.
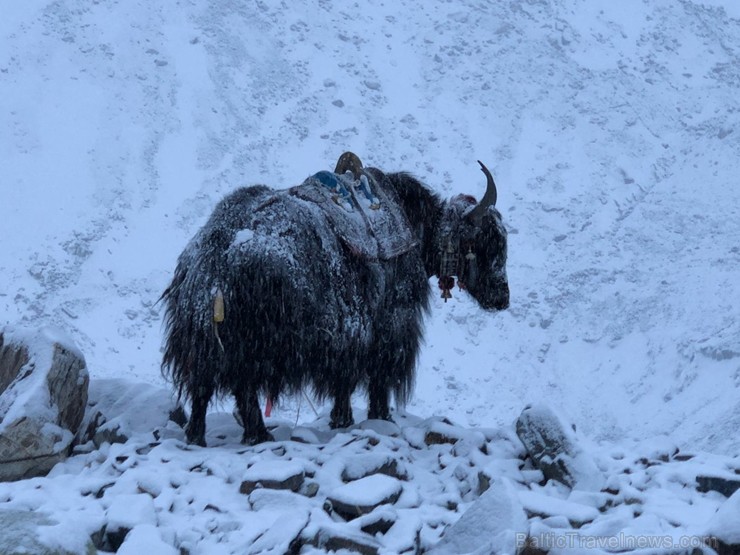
[235,388,273,445]
[186,383,214,447]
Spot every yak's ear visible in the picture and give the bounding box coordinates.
[466,161,497,223]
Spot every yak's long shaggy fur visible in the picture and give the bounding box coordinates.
[161,163,509,446]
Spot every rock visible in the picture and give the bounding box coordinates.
[327,474,403,520]
[0,326,89,481]
[341,453,404,481]
[240,460,305,495]
[356,508,397,536]
[79,379,185,447]
[247,509,308,555]
[427,478,528,555]
[696,474,740,497]
[515,404,604,491]
[518,489,599,527]
[0,508,96,555]
[116,524,178,555]
[704,489,740,554]
[424,420,485,449]
[310,525,381,555]
[302,481,320,498]
[103,493,157,552]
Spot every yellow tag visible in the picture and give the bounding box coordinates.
[213,288,225,322]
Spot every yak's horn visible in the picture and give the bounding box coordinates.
[468,160,498,221]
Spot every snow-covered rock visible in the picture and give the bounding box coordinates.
[0,326,88,482]
[116,524,178,555]
[516,404,604,491]
[327,473,403,520]
[102,493,158,551]
[427,478,529,555]
[79,379,185,448]
[704,489,740,552]
[239,459,305,494]
[0,508,95,555]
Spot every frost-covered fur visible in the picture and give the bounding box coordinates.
[161,168,509,446]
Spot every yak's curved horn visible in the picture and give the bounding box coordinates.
[467,160,498,221]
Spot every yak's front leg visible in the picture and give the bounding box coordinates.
[368,378,393,422]
[235,388,273,445]
[186,383,214,447]
[330,383,355,429]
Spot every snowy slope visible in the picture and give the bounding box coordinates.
[2,0,740,552]
[5,1,740,452]
[2,0,739,458]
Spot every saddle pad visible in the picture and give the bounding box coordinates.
[291,171,418,260]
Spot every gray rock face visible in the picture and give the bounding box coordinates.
[515,404,604,491]
[0,327,89,482]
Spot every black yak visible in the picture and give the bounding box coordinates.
[161,153,509,446]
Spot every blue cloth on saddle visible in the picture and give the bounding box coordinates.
[313,171,349,196]
[311,170,378,206]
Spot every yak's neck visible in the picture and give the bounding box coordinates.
[381,171,444,278]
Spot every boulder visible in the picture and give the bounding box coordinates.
[309,524,381,555]
[427,478,528,555]
[239,460,305,495]
[341,453,404,481]
[327,474,403,520]
[704,489,740,555]
[515,404,604,491]
[0,508,95,555]
[0,326,88,481]
[696,474,740,498]
[79,379,186,448]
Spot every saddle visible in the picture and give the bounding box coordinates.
[290,168,418,261]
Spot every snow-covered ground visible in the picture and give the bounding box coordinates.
[2,0,740,552]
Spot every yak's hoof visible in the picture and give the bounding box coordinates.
[186,434,207,447]
[241,430,274,446]
[329,417,355,430]
[367,411,393,422]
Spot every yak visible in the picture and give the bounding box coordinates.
[161,153,509,446]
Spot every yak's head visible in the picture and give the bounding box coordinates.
[437,161,509,311]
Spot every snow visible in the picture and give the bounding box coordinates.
[328,474,402,508]
[1,0,740,552]
[117,524,179,555]
[242,460,305,484]
[105,493,157,533]
[703,489,740,544]
[427,478,528,555]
